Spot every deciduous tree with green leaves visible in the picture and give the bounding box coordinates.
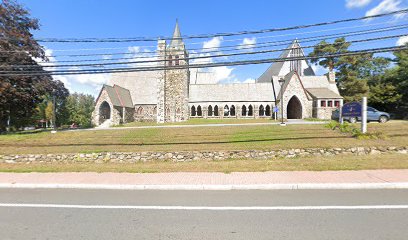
[0,0,68,131]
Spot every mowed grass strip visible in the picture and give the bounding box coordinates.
[117,118,279,127]
[0,121,407,154]
[0,153,407,173]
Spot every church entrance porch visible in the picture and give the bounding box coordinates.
[99,101,111,124]
[287,96,302,119]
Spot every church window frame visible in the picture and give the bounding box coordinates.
[248,105,254,116]
[208,105,213,117]
[137,106,144,115]
[191,106,196,116]
[230,105,236,116]
[175,55,180,66]
[334,101,340,108]
[259,105,265,116]
[241,105,247,116]
[265,105,271,116]
[321,100,326,107]
[214,105,219,116]
[224,105,230,117]
[168,55,173,66]
[197,105,202,116]
[328,100,333,107]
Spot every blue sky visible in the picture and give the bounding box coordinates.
[18,0,408,96]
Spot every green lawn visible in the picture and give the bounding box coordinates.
[0,120,406,155]
[115,118,279,127]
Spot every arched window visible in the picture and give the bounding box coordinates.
[242,105,247,116]
[137,106,144,115]
[224,105,229,117]
[168,55,173,66]
[259,105,265,116]
[175,55,180,66]
[214,105,219,116]
[208,105,213,117]
[191,106,196,116]
[248,105,253,116]
[265,105,271,116]
[230,105,236,116]
[197,105,202,116]
[176,108,181,114]
[153,106,157,115]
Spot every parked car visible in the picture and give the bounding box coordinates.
[331,107,390,123]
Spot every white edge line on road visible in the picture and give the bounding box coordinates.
[0,203,407,210]
[0,183,408,190]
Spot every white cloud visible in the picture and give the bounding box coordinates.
[202,37,223,51]
[346,0,372,8]
[127,46,157,67]
[213,66,234,82]
[33,48,73,92]
[237,37,257,50]
[365,0,405,20]
[397,35,408,46]
[190,36,235,84]
[68,67,110,88]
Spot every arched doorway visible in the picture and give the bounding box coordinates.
[287,96,302,119]
[99,101,111,122]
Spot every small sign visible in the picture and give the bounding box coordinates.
[273,106,279,113]
[342,102,362,117]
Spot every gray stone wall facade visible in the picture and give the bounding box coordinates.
[189,102,275,119]
[92,89,122,126]
[314,107,337,119]
[2,146,406,164]
[156,40,190,123]
[280,73,313,119]
[134,104,157,122]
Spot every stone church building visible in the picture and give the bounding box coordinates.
[92,22,343,126]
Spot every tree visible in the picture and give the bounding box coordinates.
[309,37,350,71]
[0,0,68,131]
[309,38,391,103]
[66,93,95,127]
[382,45,408,118]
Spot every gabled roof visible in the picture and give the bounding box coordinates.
[97,84,134,108]
[306,88,342,99]
[277,71,311,101]
[256,40,315,83]
[170,20,183,48]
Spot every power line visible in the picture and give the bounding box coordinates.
[0,46,406,76]
[1,20,397,53]
[27,9,406,43]
[2,33,405,70]
[9,24,408,63]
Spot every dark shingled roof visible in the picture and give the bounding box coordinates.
[102,84,133,108]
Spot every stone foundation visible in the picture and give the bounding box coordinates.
[1,146,406,164]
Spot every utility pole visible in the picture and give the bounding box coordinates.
[361,97,367,133]
[278,78,286,126]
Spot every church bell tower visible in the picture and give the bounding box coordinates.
[157,20,190,123]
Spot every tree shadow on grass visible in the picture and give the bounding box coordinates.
[0,135,350,148]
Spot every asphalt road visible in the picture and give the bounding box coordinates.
[0,189,407,239]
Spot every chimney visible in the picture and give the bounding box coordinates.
[326,70,336,83]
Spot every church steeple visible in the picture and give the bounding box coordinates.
[170,19,183,48]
